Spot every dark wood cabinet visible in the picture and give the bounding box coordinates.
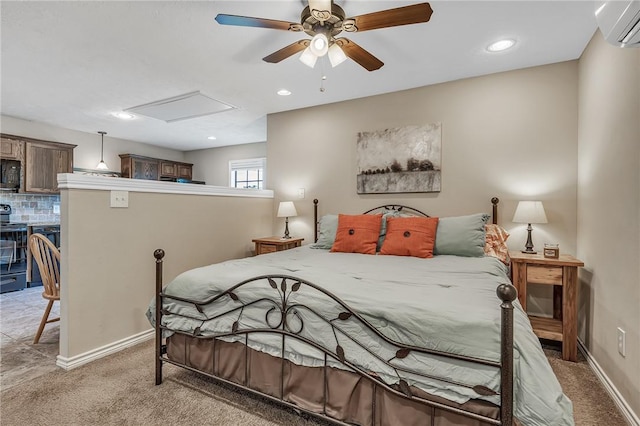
[177,163,192,180]
[1,134,75,194]
[0,137,24,160]
[160,161,176,178]
[120,154,193,182]
[25,141,74,193]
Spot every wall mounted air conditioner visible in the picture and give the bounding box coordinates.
[595,0,640,47]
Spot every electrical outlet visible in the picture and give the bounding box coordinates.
[617,327,626,357]
[53,203,60,214]
[110,191,129,208]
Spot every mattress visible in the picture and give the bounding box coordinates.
[147,246,574,426]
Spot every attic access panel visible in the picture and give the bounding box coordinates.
[125,91,236,123]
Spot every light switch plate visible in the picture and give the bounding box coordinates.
[110,191,129,208]
[617,327,626,357]
[297,188,305,199]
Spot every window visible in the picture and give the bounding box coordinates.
[229,158,266,189]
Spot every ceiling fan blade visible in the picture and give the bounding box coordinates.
[263,40,310,63]
[215,14,302,32]
[335,38,384,71]
[344,3,433,32]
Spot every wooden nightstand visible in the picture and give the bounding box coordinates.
[510,251,584,361]
[252,237,303,255]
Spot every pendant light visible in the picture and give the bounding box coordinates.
[96,131,109,170]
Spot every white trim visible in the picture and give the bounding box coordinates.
[57,173,273,198]
[56,329,154,371]
[578,340,639,426]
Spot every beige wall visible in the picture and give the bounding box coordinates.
[267,61,579,316]
[577,31,640,416]
[1,115,185,171]
[185,142,266,186]
[59,184,273,358]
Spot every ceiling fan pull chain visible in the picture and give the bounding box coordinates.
[319,59,327,92]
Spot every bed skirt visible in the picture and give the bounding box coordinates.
[167,334,509,426]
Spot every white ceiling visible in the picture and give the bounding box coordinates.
[0,1,598,151]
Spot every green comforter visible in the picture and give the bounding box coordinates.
[147,246,574,426]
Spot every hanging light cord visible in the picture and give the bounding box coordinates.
[98,131,107,162]
[319,57,327,93]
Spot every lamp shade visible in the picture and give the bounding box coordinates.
[512,201,548,224]
[310,33,329,57]
[328,43,347,67]
[277,201,298,218]
[299,47,318,68]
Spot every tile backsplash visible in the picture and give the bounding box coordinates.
[0,193,60,223]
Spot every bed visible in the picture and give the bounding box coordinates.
[148,198,574,426]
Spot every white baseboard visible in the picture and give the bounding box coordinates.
[578,340,639,426]
[56,328,154,371]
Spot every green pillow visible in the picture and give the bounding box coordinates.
[434,213,490,257]
[310,214,339,249]
[377,210,408,250]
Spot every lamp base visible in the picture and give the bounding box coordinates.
[282,217,291,239]
[522,223,536,254]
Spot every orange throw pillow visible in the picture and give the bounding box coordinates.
[330,214,382,255]
[380,216,439,258]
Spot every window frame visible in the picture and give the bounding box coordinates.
[228,157,266,189]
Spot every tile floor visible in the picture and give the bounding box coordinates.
[0,286,60,391]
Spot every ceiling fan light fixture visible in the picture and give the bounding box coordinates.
[309,33,329,57]
[299,47,318,68]
[328,43,347,67]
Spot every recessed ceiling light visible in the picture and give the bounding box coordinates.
[277,89,291,96]
[487,39,516,52]
[112,111,135,120]
[207,136,217,140]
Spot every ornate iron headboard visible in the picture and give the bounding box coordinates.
[314,197,500,243]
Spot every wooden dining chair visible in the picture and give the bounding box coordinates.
[29,233,60,344]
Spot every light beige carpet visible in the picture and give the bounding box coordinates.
[0,340,628,426]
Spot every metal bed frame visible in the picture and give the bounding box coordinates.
[154,197,517,425]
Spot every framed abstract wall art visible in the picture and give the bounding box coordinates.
[356,123,441,194]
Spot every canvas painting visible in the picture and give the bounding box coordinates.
[356,123,441,194]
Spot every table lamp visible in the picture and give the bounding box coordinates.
[277,201,297,239]
[512,201,547,254]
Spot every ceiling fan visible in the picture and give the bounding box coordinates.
[215,1,433,72]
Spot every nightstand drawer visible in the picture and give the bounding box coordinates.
[252,237,304,256]
[527,265,563,285]
[260,244,277,254]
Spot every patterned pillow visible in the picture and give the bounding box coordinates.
[380,216,439,258]
[330,214,382,255]
[484,224,510,264]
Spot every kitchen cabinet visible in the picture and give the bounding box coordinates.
[0,137,24,160]
[160,161,176,178]
[120,154,160,180]
[1,134,75,194]
[25,141,74,193]
[176,163,192,180]
[120,154,193,182]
